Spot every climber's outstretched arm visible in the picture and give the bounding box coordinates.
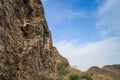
[23,18,30,24]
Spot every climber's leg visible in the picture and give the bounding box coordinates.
[21,26,29,38]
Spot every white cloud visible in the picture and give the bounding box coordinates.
[44,0,120,71]
[96,0,120,37]
[51,10,88,26]
[41,0,48,2]
[63,10,88,19]
[55,37,120,71]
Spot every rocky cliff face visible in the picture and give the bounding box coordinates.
[1,0,119,80]
[0,0,69,80]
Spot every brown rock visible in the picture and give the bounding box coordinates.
[0,0,68,80]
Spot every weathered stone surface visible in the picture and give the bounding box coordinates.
[0,0,69,80]
[1,0,119,80]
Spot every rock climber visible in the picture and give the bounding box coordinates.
[21,18,29,38]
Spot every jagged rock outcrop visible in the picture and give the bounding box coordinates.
[88,64,120,80]
[0,0,69,80]
[1,0,119,80]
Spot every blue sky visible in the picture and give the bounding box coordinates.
[42,0,120,71]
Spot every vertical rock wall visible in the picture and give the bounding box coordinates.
[0,0,69,80]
